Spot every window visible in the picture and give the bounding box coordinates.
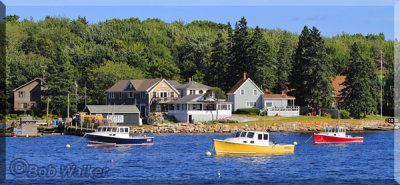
[109,92,115,99]
[112,127,117,132]
[253,89,257,95]
[140,92,145,98]
[171,92,174,98]
[162,83,165,87]
[246,102,256,108]
[102,127,107,132]
[240,89,245,95]
[190,90,195,95]
[177,104,180,110]
[332,90,336,96]
[125,128,129,132]
[119,128,124,132]
[118,92,122,99]
[235,132,241,137]
[153,91,157,98]
[265,102,272,108]
[21,103,28,108]
[247,132,254,138]
[240,132,247,137]
[199,90,203,94]
[107,127,112,132]
[129,83,133,89]
[128,92,134,98]
[258,134,263,140]
[218,104,229,110]
[18,91,26,98]
[264,134,269,140]
[160,92,167,98]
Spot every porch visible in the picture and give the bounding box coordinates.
[260,106,300,117]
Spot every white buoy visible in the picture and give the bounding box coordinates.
[206,151,212,156]
[293,141,298,145]
[66,144,71,148]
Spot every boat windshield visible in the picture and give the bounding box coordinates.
[112,127,117,132]
[97,127,102,132]
[247,132,254,138]
[235,132,241,137]
[240,132,247,137]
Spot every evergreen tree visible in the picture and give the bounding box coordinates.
[43,51,76,117]
[290,26,334,114]
[341,43,378,118]
[208,33,228,90]
[248,26,277,91]
[275,31,293,92]
[227,17,250,86]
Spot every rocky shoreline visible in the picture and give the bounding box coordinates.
[130,120,392,134]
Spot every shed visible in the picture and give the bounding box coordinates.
[83,105,141,125]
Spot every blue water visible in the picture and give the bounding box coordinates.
[5,132,394,181]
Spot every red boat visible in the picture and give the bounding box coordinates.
[314,127,363,144]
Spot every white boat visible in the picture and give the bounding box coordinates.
[85,126,154,147]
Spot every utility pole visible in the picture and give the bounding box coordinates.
[380,50,383,120]
[46,97,49,126]
[75,80,78,115]
[67,93,70,128]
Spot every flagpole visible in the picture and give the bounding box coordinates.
[380,50,383,120]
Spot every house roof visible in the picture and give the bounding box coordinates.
[169,94,203,104]
[84,105,140,114]
[262,94,296,99]
[227,78,264,95]
[106,79,181,92]
[175,81,210,90]
[169,94,230,104]
[167,80,181,88]
[332,76,346,97]
[13,78,44,91]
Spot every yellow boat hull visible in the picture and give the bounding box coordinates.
[213,139,294,155]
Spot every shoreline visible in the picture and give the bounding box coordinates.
[129,119,392,134]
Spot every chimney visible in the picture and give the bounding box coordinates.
[281,90,286,95]
[188,77,191,83]
[243,72,247,80]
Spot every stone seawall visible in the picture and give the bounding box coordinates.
[130,120,390,134]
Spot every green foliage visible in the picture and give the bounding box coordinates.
[4,15,394,117]
[87,60,144,105]
[290,26,335,113]
[205,87,227,100]
[340,110,350,119]
[341,43,378,119]
[235,108,260,115]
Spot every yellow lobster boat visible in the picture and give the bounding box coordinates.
[213,131,295,155]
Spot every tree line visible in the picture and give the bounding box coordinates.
[5,15,394,118]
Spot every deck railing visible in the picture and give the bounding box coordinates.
[151,97,178,103]
[265,106,300,112]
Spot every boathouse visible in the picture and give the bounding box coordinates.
[83,105,141,125]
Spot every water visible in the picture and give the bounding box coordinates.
[5,132,395,182]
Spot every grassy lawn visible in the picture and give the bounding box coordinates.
[223,114,389,126]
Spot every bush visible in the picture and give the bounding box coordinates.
[340,110,350,119]
[236,108,260,115]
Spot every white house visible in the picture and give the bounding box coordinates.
[168,94,232,123]
[260,93,299,117]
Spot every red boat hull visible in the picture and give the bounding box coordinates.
[314,134,363,144]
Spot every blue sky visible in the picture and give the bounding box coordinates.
[2,0,397,40]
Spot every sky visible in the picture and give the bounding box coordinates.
[2,0,397,40]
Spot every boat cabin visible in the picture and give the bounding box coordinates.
[95,126,130,138]
[321,126,346,137]
[225,131,271,146]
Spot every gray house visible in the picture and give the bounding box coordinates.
[176,78,210,97]
[83,105,141,125]
[227,73,264,112]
